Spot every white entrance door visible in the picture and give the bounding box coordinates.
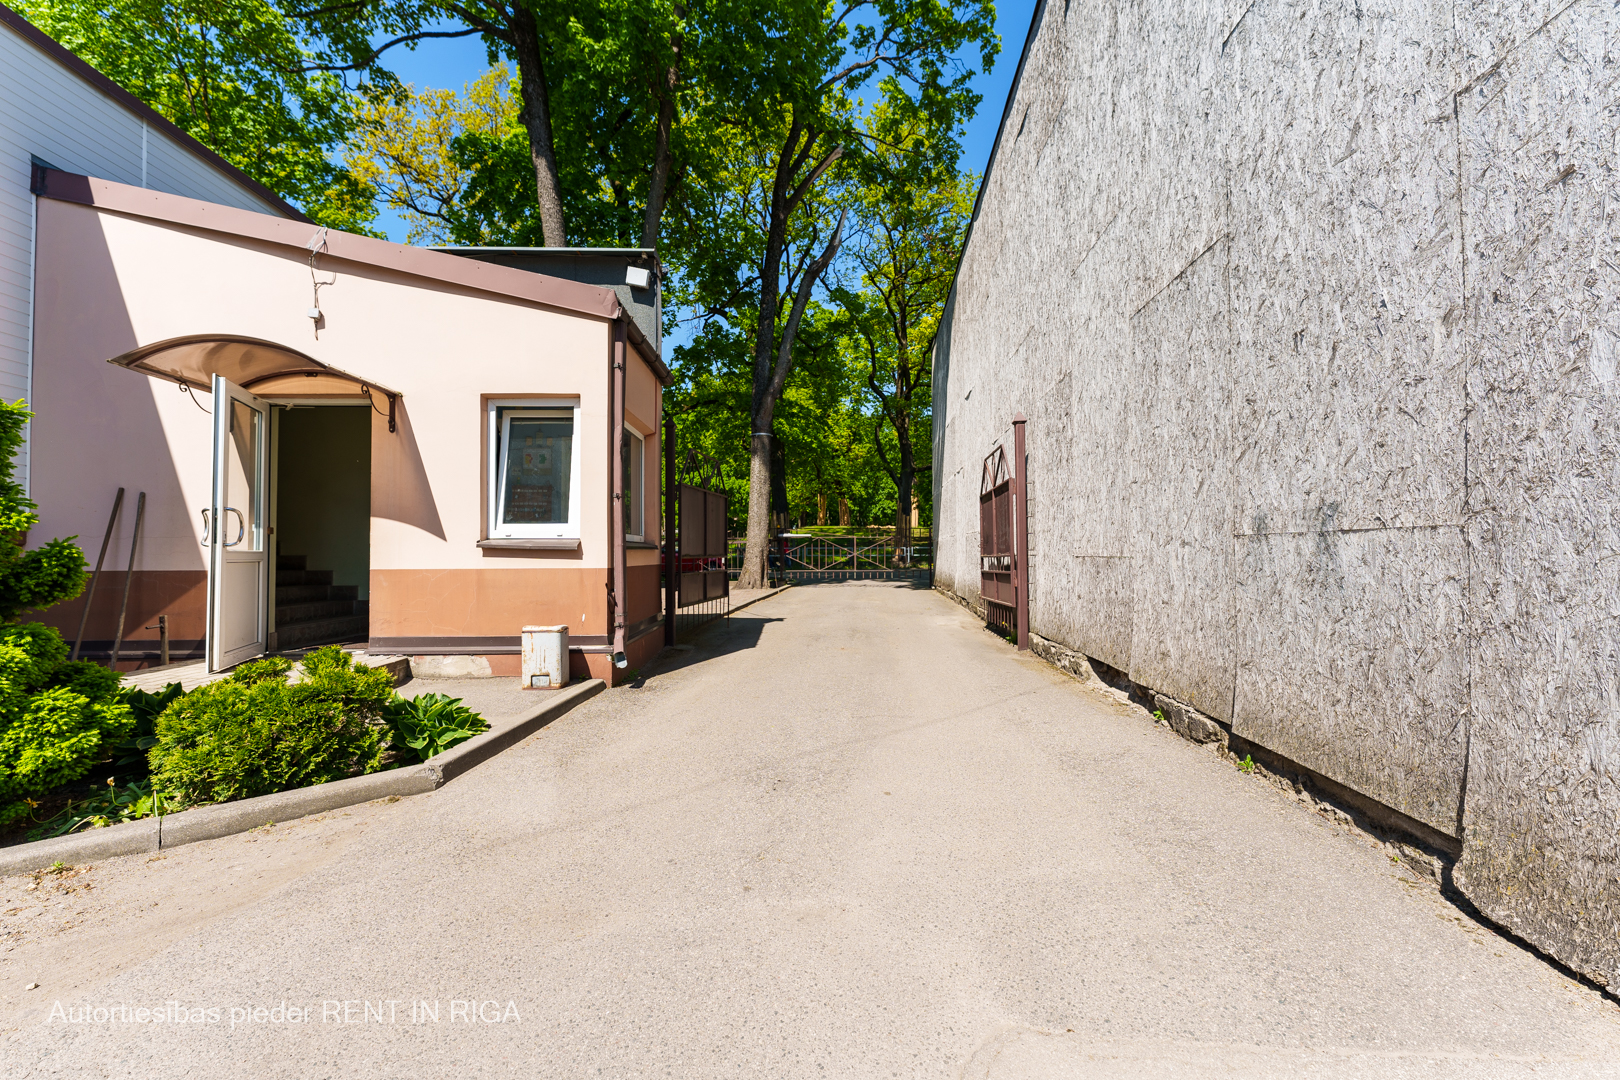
[207,375,269,670]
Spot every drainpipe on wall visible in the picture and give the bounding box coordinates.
[610,320,628,668]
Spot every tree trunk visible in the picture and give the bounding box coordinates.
[895,418,914,556]
[509,6,568,246]
[639,6,684,249]
[738,432,773,588]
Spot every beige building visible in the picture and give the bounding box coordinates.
[26,168,666,682]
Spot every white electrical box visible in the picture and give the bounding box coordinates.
[521,625,570,689]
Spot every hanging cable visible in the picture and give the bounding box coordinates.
[306,226,333,336]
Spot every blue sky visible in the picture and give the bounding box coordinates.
[365,0,1038,243]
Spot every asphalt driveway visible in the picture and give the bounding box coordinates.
[2,583,1616,1078]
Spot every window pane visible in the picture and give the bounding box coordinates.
[502,415,572,525]
[621,431,644,537]
[227,398,263,551]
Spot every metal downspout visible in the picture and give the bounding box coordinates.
[611,320,628,668]
[664,413,677,646]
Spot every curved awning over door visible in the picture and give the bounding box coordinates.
[106,335,399,399]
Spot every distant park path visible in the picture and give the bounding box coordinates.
[3,584,1617,1078]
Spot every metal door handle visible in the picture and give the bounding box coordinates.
[199,508,210,544]
[222,507,245,547]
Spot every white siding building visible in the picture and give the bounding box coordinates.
[0,3,299,481]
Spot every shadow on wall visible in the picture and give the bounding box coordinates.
[29,196,203,655]
[371,397,444,540]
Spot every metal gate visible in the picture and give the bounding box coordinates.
[980,444,1015,635]
[663,424,729,643]
[980,416,1029,649]
[762,531,933,583]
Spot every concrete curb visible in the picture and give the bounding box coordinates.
[0,678,606,877]
[0,818,160,874]
[428,677,604,784]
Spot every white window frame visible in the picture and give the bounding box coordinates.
[487,398,582,540]
[623,428,645,543]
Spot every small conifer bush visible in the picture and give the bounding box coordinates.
[0,400,118,827]
[149,646,392,806]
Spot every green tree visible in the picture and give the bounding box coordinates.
[831,109,975,539]
[15,0,433,229]
[667,0,996,588]
[347,65,520,244]
[397,0,703,247]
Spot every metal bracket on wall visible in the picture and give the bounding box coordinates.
[360,384,397,433]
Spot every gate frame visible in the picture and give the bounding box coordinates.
[662,422,730,644]
[980,414,1029,650]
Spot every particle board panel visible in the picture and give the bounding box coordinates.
[1126,238,1237,720]
[1452,11,1620,992]
[1232,525,1468,836]
[1224,0,1466,536]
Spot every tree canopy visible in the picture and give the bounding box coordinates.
[26,0,996,558]
[13,0,447,230]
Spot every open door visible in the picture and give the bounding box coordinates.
[207,375,269,671]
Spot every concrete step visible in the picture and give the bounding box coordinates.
[275,584,359,604]
[276,599,358,624]
[276,615,368,651]
[276,569,333,587]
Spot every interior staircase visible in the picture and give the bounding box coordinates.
[275,554,367,651]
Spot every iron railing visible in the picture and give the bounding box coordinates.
[727,532,934,583]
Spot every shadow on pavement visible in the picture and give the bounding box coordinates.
[631,613,784,685]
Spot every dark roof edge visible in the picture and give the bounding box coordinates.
[0,2,309,223]
[32,167,627,325]
[436,247,658,257]
[930,0,1050,360]
[623,316,672,386]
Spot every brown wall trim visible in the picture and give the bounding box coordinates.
[370,635,610,655]
[3,5,307,221]
[72,640,205,662]
[627,615,662,642]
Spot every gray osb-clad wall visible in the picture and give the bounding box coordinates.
[932,0,1619,990]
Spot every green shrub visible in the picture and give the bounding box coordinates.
[230,656,292,686]
[149,646,390,806]
[103,681,184,777]
[383,693,488,763]
[0,400,112,827]
[0,623,132,826]
[0,401,87,622]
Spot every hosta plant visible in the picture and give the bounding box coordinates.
[383,693,488,764]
